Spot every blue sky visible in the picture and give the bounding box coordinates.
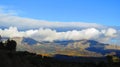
[0,0,120,26]
[0,0,120,44]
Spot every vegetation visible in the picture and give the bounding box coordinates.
[0,36,16,51]
[0,35,120,67]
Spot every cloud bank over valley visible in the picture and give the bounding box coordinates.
[0,27,119,44]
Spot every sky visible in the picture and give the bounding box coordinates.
[0,0,120,26]
[0,0,120,45]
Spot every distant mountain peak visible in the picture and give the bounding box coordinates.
[22,37,38,45]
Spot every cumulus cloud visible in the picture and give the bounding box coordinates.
[0,27,118,43]
[0,27,24,37]
[103,28,117,37]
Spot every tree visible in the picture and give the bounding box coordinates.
[0,35,2,41]
[5,39,17,51]
[0,35,4,50]
[0,41,4,50]
[106,55,113,63]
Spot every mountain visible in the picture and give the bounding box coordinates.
[52,40,120,56]
[22,37,38,45]
[9,37,120,57]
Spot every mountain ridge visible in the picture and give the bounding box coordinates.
[8,37,120,57]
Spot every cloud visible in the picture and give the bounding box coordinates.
[0,14,104,30]
[0,27,118,43]
[0,6,104,30]
[103,28,117,37]
[0,6,18,15]
[0,6,119,44]
[0,27,24,37]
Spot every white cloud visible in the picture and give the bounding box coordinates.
[0,14,104,29]
[0,27,24,37]
[0,6,119,44]
[104,28,117,37]
[0,6,18,15]
[0,27,118,43]
[0,6,104,30]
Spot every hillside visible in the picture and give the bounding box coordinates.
[0,38,120,67]
[0,50,120,67]
[9,37,120,57]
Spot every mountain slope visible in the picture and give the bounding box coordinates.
[10,37,120,57]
